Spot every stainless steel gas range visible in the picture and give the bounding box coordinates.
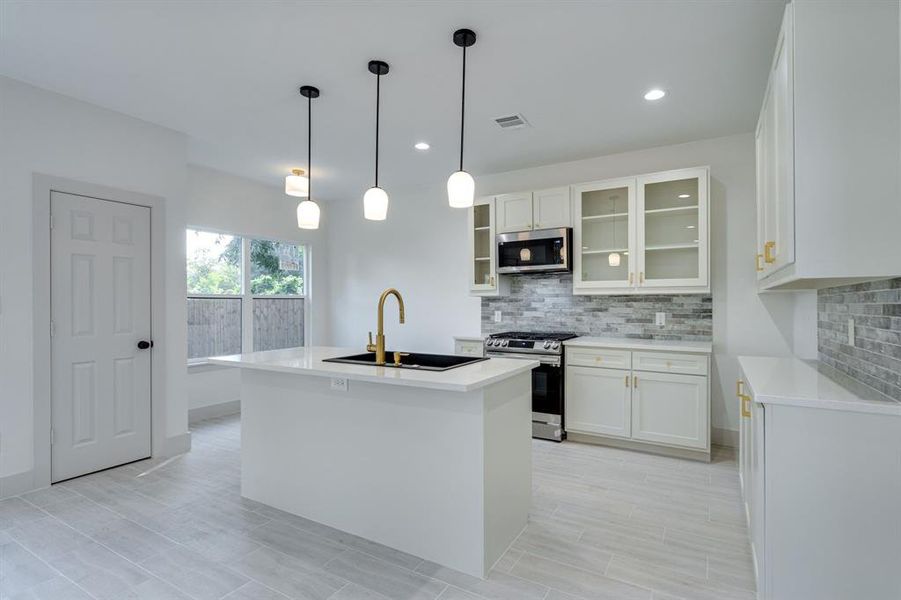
[484,331,577,442]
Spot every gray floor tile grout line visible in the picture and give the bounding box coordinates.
[4,415,755,599]
[1,534,102,600]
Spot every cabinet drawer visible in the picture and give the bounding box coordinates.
[633,352,708,376]
[566,347,631,370]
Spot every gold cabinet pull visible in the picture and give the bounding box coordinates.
[625,375,629,387]
[629,272,634,284]
[755,254,764,272]
[764,241,776,264]
[633,375,638,388]
[740,394,752,418]
[639,271,645,284]
[489,275,495,286]
[736,379,744,398]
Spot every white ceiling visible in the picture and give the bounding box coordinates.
[0,1,785,202]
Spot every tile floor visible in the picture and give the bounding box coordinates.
[1,415,756,599]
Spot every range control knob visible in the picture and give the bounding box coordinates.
[543,341,552,349]
[492,339,501,347]
[552,341,561,349]
[501,340,509,347]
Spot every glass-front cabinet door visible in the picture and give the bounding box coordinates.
[469,197,498,295]
[573,178,636,292]
[636,167,709,291]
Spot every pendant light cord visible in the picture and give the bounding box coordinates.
[375,72,380,188]
[459,44,466,172]
[307,94,312,200]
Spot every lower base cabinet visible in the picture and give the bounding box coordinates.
[738,361,901,599]
[565,346,710,457]
[566,366,631,438]
[632,371,708,450]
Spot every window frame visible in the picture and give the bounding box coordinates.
[186,226,309,366]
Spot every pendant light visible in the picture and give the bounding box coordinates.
[447,28,476,208]
[285,168,308,197]
[297,85,321,230]
[608,194,621,267]
[364,60,390,220]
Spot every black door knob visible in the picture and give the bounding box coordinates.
[137,340,153,350]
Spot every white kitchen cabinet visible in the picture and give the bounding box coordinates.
[755,1,901,290]
[636,168,709,292]
[739,356,901,599]
[467,197,509,297]
[495,192,534,233]
[565,365,631,438]
[565,343,710,459]
[496,188,572,233]
[631,371,708,450]
[532,187,571,230]
[573,167,709,295]
[573,177,635,293]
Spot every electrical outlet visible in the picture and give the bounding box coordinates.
[656,312,666,327]
[494,310,502,323]
[330,377,348,392]
[848,318,855,346]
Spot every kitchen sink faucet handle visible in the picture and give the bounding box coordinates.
[367,331,376,352]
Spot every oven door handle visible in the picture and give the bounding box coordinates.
[486,351,561,366]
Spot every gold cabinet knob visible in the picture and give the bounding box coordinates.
[755,254,764,272]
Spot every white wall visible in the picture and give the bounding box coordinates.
[0,76,189,482]
[184,164,330,411]
[326,133,817,435]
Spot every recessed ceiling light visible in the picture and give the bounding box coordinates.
[414,142,430,150]
[678,194,690,198]
[686,225,696,229]
[644,88,666,101]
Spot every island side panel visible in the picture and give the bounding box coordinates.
[482,372,532,573]
[239,368,488,577]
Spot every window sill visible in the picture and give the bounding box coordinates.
[187,361,233,373]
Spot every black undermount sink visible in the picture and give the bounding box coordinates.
[323,351,488,371]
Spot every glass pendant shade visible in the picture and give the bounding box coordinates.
[285,169,309,197]
[364,186,389,220]
[297,199,320,229]
[447,170,475,208]
[608,252,621,267]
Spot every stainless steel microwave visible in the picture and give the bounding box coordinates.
[496,228,572,274]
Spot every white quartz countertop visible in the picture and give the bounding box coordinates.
[207,346,538,393]
[564,336,713,354]
[739,356,901,416]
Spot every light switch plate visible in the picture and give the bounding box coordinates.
[656,312,666,326]
[494,310,502,323]
[848,318,855,346]
[330,378,348,392]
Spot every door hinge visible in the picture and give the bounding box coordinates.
[49,214,55,229]
[50,320,55,337]
[50,427,55,445]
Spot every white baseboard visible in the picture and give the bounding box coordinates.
[189,400,241,424]
[712,427,739,448]
[162,432,192,457]
[0,469,34,499]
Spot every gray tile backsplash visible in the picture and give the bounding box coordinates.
[818,278,901,401]
[481,273,712,340]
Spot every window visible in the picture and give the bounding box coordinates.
[186,229,307,363]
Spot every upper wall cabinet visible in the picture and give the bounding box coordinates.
[755,1,901,291]
[574,167,710,296]
[496,187,571,233]
[468,196,510,297]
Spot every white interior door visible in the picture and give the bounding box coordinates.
[51,191,152,482]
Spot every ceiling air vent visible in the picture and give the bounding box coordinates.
[493,113,529,130]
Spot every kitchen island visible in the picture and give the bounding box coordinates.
[208,346,536,578]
